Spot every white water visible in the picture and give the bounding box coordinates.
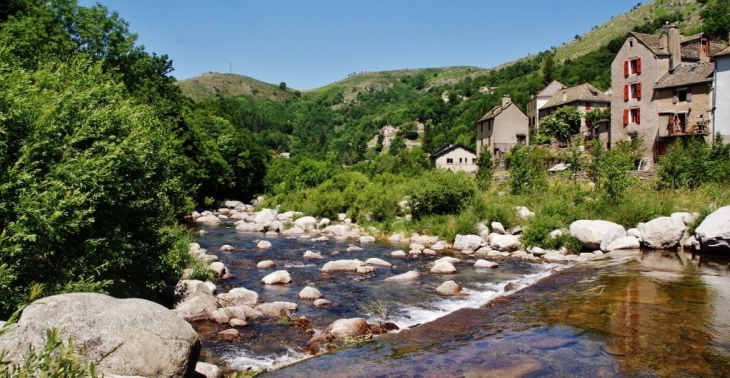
[383,266,561,329]
[224,348,312,372]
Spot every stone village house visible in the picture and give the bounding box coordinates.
[429,144,478,173]
[539,83,612,147]
[611,24,726,163]
[475,96,530,158]
[526,80,565,134]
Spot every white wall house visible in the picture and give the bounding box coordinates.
[715,46,730,143]
[429,144,478,173]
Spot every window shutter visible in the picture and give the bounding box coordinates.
[687,91,692,102]
[673,93,678,104]
[637,58,642,74]
[624,85,629,102]
[585,102,591,110]
[624,61,629,77]
[637,83,642,100]
[623,109,629,125]
[637,108,641,124]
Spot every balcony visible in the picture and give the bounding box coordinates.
[666,119,709,136]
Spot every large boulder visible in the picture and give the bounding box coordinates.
[0,293,200,378]
[489,234,521,252]
[299,287,323,300]
[695,206,730,253]
[436,281,462,296]
[640,217,685,249]
[430,261,457,274]
[453,234,483,251]
[569,220,625,250]
[326,318,370,339]
[174,280,219,319]
[605,236,641,251]
[294,216,317,230]
[254,208,277,224]
[599,227,628,252]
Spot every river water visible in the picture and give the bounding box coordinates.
[191,223,730,377]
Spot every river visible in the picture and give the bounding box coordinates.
[190,223,730,377]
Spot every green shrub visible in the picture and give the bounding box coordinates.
[658,135,730,190]
[508,145,549,194]
[0,328,96,377]
[410,170,475,219]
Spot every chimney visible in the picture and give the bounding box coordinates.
[659,23,669,52]
[502,95,511,107]
[562,90,567,103]
[668,25,681,72]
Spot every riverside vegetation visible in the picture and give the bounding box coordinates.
[1,0,730,375]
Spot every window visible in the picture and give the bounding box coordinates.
[517,134,527,145]
[472,158,477,164]
[446,158,453,164]
[624,83,642,101]
[459,158,463,164]
[624,58,642,77]
[673,88,691,103]
[623,108,641,125]
[585,102,592,110]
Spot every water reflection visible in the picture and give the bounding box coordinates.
[265,250,730,377]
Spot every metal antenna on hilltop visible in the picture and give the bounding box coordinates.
[229,61,232,74]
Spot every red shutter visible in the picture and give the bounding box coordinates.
[637,82,642,100]
[624,85,629,102]
[623,109,629,125]
[624,61,629,77]
[585,102,591,110]
[636,108,641,124]
[636,58,642,74]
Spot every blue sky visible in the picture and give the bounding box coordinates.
[79,0,644,89]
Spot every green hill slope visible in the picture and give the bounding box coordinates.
[177,72,293,102]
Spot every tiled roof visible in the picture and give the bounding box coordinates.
[541,83,611,110]
[714,46,730,57]
[429,144,476,159]
[655,62,714,89]
[536,80,565,97]
[631,32,667,55]
[476,103,511,123]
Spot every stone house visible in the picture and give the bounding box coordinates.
[429,144,477,173]
[526,80,564,134]
[714,45,730,143]
[611,25,726,163]
[539,83,612,146]
[475,96,529,157]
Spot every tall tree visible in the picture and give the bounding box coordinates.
[541,53,557,87]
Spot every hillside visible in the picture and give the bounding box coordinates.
[554,0,705,62]
[177,72,293,102]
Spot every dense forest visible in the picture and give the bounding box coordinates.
[0,0,729,319]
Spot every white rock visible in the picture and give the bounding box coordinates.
[549,229,564,239]
[217,287,259,307]
[257,240,273,250]
[364,258,392,267]
[261,270,292,285]
[491,222,506,235]
[254,209,277,224]
[430,261,457,274]
[219,244,235,251]
[600,227,628,252]
[388,233,404,242]
[606,236,641,251]
[359,235,376,243]
[391,250,407,258]
[408,249,423,256]
[327,318,369,338]
[453,234,483,251]
[474,259,498,268]
[384,270,420,281]
[531,247,546,256]
[282,226,305,235]
[515,206,535,219]
[543,252,568,263]
[431,241,448,250]
[338,213,347,221]
[695,206,730,253]
[196,362,222,378]
[256,260,275,269]
[347,245,364,252]
[303,251,324,259]
[235,222,257,232]
[195,214,222,225]
[489,234,521,252]
[409,243,425,251]
[294,216,317,230]
[225,200,244,209]
[436,281,462,296]
[423,248,437,256]
[320,259,363,272]
[627,228,642,240]
[671,212,697,225]
[314,299,333,308]
[312,236,329,242]
[356,265,376,274]
[640,217,685,249]
[298,287,323,300]
[569,220,625,250]
[255,302,297,317]
[318,218,331,228]
[209,262,232,279]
